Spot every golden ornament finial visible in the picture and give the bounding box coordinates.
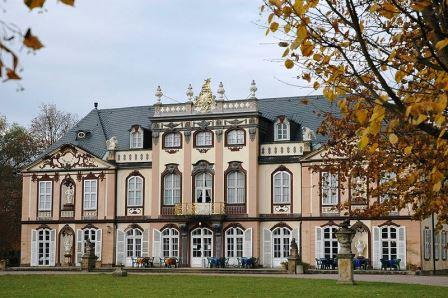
[193,78,215,112]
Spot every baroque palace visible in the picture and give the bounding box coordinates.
[21,80,448,272]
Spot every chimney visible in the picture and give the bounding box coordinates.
[94,102,98,109]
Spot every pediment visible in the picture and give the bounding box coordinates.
[27,144,113,171]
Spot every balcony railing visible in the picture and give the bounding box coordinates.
[173,202,226,216]
[260,142,310,157]
[116,150,152,163]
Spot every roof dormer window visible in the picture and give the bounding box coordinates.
[130,126,143,149]
[274,117,290,141]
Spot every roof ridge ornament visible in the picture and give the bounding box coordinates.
[193,78,216,112]
[217,81,225,101]
[249,80,257,99]
[186,84,194,101]
[155,86,163,104]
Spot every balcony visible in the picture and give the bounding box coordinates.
[116,150,152,163]
[174,202,225,216]
[260,141,310,157]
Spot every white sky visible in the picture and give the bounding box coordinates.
[0,0,315,126]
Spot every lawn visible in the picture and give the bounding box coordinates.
[0,274,445,298]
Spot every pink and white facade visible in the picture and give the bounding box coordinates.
[20,88,448,272]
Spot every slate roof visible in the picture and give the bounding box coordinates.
[37,96,336,161]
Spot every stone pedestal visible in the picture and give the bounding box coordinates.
[287,238,303,274]
[80,239,97,271]
[112,265,128,277]
[335,220,356,285]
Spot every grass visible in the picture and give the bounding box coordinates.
[0,274,445,298]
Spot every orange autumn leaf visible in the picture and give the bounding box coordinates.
[24,0,46,10]
[23,29,44,50]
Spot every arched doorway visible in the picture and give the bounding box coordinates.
[59,225,75,266]
[190,227,213,267]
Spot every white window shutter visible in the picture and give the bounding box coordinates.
[142,229,149,257]
[31,229,38,266]
[49,229,56,266]
[153,229,162,260]
[372,226,381,269]
[76,229,83,266]
[116,229,125,266]
[263,229,272,268]
[398,226,406,270]
[315,227,323,260]
[243,228,252,258]
[95,229,102,261]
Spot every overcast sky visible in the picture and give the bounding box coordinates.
[1,0,315,126]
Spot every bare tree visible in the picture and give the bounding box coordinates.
[30,103,77,152]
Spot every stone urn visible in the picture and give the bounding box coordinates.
[335,220,356,284]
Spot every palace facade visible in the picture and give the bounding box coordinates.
[20,81,448,272]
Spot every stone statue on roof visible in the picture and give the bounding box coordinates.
[193,78,216,113]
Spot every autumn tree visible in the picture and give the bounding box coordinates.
[0,116,38,264]
[0,0,75,82]
[30,103,77,153]
[262,0,448,223]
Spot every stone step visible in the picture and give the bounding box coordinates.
[307,269,416,275]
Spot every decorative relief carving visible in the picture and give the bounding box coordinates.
[215,129,223,142]
[127,208,143,215]
[40,145,97,170]
[249,127,256,141]
[195,120,211,130]
[225,119,244,128]
[227,161,243,172]
[193,78,216,112]
[164,122,181,132]
[184,122,192,143]
[165,163,180,174]
[273,205,290,214]
[197,148,210,153]
[192,160,214,175]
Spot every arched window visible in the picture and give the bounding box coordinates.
[83,228,97,253]
[321,172,338,205]
[195,131,213,147]
[126,228,143,258]
[381,226,397,260]
[323,226,338,259]
[161,228,179,258]
[273,171,291,204]
[163,173,181,205]
[130,127,143,149]
[272,227,291,259]
[274,118,290,141]
[226,129,245,145]
[226,171,245,204]
[194,173,213,203]
[225,227,244,258]
[127,176,143,207]
[164,132,181,148]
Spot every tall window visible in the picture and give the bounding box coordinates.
[83,228,96,253]
[273,227,291,259]
[127,176,143,206]
[321,172,338,205]
[381,226,397,260]
[161,228,179,258]
[274,118,290,141]
[226,171,245,204]
[225,227,244,258]
[130,128,143,149]
[379,172,397,203]
[37,229,51,265]
[442,231,447,260]
[126,228,142,258]
[38,181,52,211]
[164,133,181,148]
[194,173,212,203]
[323,226,338,259]
[83,180,97,210]
[226,129,245,145]
[273,171,291,204]
[163,174,181,205]
[424,228,431,260]
[195,131,213,147]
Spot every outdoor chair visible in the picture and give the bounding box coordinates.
[380,258,401,270]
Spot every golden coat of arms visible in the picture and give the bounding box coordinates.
[193,78,216,112]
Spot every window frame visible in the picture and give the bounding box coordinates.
[441,231,447,261]
[271,167,292,209]
[274,118,290,141]
[225,129,246,147]
[126,174,144,207]
[162,132,182,149]
[37,228,51,266]
[424,227,431,260]
[129,127,144,149]
[272,227,291,259]
[194,172,213,203]
[38,180,53,212]
[323,226,339,259]
[163,173,181,206]
[161,228,179,258]
[225,227,244,258]
[194,130,214,148]
[83,179,98,211]
[380,226,398,261]
[321,171,339,206]
[125,228,143,258]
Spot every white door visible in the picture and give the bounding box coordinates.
[272,227,291,268]
[191,228,213,267]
